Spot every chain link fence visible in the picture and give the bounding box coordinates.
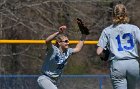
[0,75,140,89]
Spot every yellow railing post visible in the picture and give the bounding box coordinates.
[0,40,98,44]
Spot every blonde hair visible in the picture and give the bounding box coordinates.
[113,4,129,24]
[55,34,67,47]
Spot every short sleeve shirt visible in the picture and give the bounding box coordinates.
[42,45,74,78]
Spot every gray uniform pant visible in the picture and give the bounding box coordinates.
[110,59,139,89]
[37,75,58,89]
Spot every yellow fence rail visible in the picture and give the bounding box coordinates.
[0,40,98,44]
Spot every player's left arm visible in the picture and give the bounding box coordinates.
[72,18,89,53]
[135,26,140,44]
[73,34,86,53]
[96,29,109,61]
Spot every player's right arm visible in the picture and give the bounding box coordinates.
[97,47,104,55]
[46,32,59,48]
[46,26,66,50]
[96,30,108,56]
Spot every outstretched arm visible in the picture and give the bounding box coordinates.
[73,34,86,53]
[72,18,90,53]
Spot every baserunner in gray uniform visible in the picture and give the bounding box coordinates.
[97,3,140,89]
[37,25,88,89]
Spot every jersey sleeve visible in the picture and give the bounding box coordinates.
[68,48,74,55]
[46,44,57,54]
[135,26,140,44]
[97,29,108,48]
[46,41,53,51]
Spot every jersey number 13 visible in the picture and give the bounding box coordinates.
[116,33,134,51]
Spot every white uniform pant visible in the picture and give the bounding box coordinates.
[37,75,58,89]
[110,59,139,89]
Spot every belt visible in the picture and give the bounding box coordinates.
[42,72,58,82]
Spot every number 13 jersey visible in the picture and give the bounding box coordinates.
[97,23,140,60]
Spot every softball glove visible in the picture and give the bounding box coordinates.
[77,18,89,35]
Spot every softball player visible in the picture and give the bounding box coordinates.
[37,25,88,89]
[97,3,140,89]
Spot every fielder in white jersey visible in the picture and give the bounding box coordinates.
[97,3,140,89]
[37,25,87,89]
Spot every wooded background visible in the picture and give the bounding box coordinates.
[0,0,140,75]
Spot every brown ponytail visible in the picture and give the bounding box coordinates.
[113,4,129,24]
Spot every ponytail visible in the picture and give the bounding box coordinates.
[113,4,129,24]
